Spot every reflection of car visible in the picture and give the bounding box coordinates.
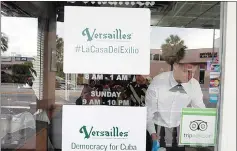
[56,76,64,84]
[59,83,77,90]
[55,76,78,90]
[56,76,65,89]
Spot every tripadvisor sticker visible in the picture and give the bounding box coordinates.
[179,108,217,146]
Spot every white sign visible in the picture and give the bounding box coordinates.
[179,108,217,146]
[64,6,150,74]
[62,106,146,151]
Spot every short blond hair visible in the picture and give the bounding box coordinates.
[161,46,187,65]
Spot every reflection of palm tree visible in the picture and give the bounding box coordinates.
[1,32,8,52]
[161,35,187,70]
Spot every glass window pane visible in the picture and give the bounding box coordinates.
[54,2,221,151]
[1,14,39,150]
[1,1,224,151]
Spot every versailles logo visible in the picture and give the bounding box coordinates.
[79,126,129,139]
[82,28,132,42]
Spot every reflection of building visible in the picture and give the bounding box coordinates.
[1,56,34,74]
[150,48,218,89]
[1,56,34,64]
[76,48,218,90]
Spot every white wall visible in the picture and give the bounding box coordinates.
[218,2,236,151]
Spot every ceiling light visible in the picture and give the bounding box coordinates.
[131,2,136,6]
[108,2,114,5]
[125,2,130,5]
[91,1,95,4]
[102,1,107,4]
[97,1,102,5]
[119,1,123,5]
[113,2,118,5]
[145,2,150,6]
[150,1,155,6]
[137,2,144,6]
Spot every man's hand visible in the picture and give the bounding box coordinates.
[151,133,160,151]
[151,133,158,141]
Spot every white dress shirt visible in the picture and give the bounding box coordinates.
[146,71,206,135]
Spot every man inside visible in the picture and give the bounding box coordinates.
[125,75,148,106]
[146,54,206,150]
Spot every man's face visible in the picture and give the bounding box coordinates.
[173,63,198,83]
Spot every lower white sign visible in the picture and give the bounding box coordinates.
[179,108,217,146]
[62,106,146,151]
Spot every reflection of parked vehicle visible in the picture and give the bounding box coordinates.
[55,76,78,90]
[59,83,77,90]
[56,76,65,89]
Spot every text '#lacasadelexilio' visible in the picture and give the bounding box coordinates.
[75,45,139,54]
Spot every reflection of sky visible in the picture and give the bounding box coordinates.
[1,17,38,57]
[1,17,220,57]
[150,27,220,49]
